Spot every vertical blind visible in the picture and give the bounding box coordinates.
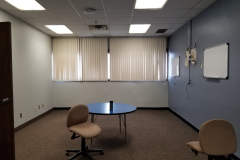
[53,38,79,81]
[110,38,167,81]
[80,38,108,81]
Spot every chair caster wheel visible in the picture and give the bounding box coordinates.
[100,151,104,155]
[66,152,69,156]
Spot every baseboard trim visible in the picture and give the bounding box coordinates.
[14,109,53,133]
[168,108,240,160]
[168,108,199,132]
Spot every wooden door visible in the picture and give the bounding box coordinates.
[0,22,15,160]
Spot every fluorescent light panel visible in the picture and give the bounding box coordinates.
[135,0,168,9]
[129,24,151,33]
[5,0,45,10]
[45,25,73,34]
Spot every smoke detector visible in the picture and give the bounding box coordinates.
[84,8,95,14]
[89,25,108,30]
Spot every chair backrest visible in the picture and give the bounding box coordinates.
[199,119,237,155]
[66,104,89,128]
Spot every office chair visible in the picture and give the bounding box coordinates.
[187,119,237,160]
[66,104,104,160]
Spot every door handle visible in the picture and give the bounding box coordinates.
[2,98,9,103]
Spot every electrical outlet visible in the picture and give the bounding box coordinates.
[39,105,40,109]
[20,113,22,118]
[42,103,44,108]
[35,107,36,112]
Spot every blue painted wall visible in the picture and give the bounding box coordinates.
[168,0,240,157]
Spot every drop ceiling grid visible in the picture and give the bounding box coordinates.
[0,0,217,37]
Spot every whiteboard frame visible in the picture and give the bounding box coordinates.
[171,57,180,77]
[203,43,229,79]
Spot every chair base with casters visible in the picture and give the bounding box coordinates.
[66,104,104,160]
[66,136,104,160]
[189,147,231,160]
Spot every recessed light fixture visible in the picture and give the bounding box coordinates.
[45,25,73,34]
[135,0,168,9]
[5,0,45,10]
[129,24,151,33]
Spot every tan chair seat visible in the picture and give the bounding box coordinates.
[69,122,101,139]
[187,141,203,153]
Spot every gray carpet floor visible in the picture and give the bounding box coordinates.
[15,109,207,160]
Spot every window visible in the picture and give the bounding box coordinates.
[52,38,167,81]
[110,38,167,81]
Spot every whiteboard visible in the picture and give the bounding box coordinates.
[203,43,228,79]
[171,57,180,76]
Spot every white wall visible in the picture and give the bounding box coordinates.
[53,82,168,108]
[0,9,53,128]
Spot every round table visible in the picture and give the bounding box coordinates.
[87,102,137,143]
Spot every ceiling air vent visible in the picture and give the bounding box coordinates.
[89,25,108,30]
[156,29,167,33]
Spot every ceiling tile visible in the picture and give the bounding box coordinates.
[49,34,61,37]
[161,33,171,37]
[60,18,85,25]
[70,0,104,10]
[155,17,179,23]
[103,0,135,10]
[149,23,173,29]
[49,10,80,19]
[146,30,159,34]
[128,34,145,37]
[35,19,63,25]
[170,23,184,29]
[60,34,78,37]
[79,10,106,19]
[0,1,18,10]
[42,30,57,34]
[176,17,191,23]
[7,11,31,19]
[72,30,93,36]
[108,18,130,24]
[194,0,217,8]
[184,8,203,17]
[65,25,90,30]
[108,24,130,29]
[131,18,156,24]
[132,10,160,18]
[93,35,110,37]
[158,9,189,17]
[22,19,42,26]
[91,30,110,34]
[165,28,178,34]
[110,30,128,34]
[79,35,94,37]
[33,25,50,30]
[37,0,74,11]
[145,34,162,37]
[106,10,132,18]
[84,19,107,25]
[111,33,128,36]
[164,0,201,8]
[22,11,55,19]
